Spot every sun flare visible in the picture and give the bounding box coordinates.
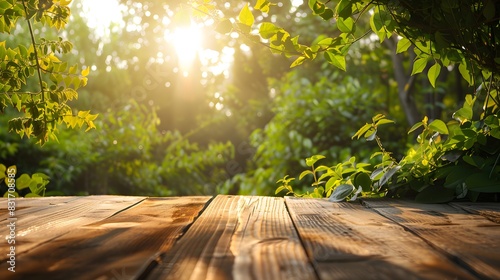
[165,25,203,76]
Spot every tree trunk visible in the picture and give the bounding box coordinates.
[385,37,421,126]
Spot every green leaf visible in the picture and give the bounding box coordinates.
[337,17,354,33]
[415,186,455,203]
[408,121,424,134]
[352,123,371,139]
[3,191,19,198]
[465,173,500,192]
[319,8,334,20]
[336,0,352,19]
[305,155,325,167]
[379,165,401,187]
[290,56,306,68]
[310,0,325,14]
[427,63,441,88]
[452,107,473,124]
[324,51,346,71]
[372,114,386,122]
[396,37,411,54]
[375,118,395,126]
[364,128,377,141]
[411,57,428,75]
[0,164,5,180]
[254,0,271,13]
[428,119,448,134]
[16,173,31,190]
[458,63,473,85]
[299,170,314,180]
[444,165,472,188]
[238,3,254,27]
[353,172,372,192]
[7,165,16,175]
[328,184,354,202]
[259,22,280,39]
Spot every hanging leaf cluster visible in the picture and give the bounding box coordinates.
[0,0,97,145]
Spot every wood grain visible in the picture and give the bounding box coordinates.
[285,197,476,280]
[362,199,500,279]
[146,195,316,280]
[450,202,500,223]
[0,196,210,280]
[0,195,146,257]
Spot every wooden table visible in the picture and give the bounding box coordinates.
[0,195,499,279]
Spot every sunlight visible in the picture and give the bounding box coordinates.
[165,25,204,77]
[79,0,123,39]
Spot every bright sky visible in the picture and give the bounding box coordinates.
[78,0,123,39]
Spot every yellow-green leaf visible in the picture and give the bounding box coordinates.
[290,56,306,68]
[324,51,346,71]
[81,66,90,77]
[337,17,354,33]
[254,0,271,13]
[396,37,411,54]
[427,63,441,88]
[259,22,280,39]
[16,174,31,190]
[429,119,449,134]
[238,3,254,27]
[411,57,428,75]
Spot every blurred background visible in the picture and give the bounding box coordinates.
[0,0,472,196]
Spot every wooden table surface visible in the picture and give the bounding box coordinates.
[0,195,499,279]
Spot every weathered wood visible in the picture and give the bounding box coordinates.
[0,195,146,257]
[0,196,210,280]
[362,199,500,279]
[0,196,84,223]
[146,195,316,280]
[450,202,500,223]
[1,195,498,279]
[285,197,476,280]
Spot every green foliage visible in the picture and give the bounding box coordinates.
[0,164,49,197]
[229,68,392,195]
[0,0,96,144]
[277,115,397,201]
[282,95,500,202]
[0,100,234,196]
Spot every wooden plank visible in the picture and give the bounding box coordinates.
[0,195,146,258]
[0,196,211,280]
[146,195,316,280]
[0,196,83,220]
[450,202,500,223]
[362,199,500,279]
[286,197,476,280]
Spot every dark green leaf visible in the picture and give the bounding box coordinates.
[328,184,354,202]
[465,173,500,192]
[353,172,372,192]
[415,186,455,203]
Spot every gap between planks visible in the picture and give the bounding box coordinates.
[285,197,480,280]
[361,198,500,279]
